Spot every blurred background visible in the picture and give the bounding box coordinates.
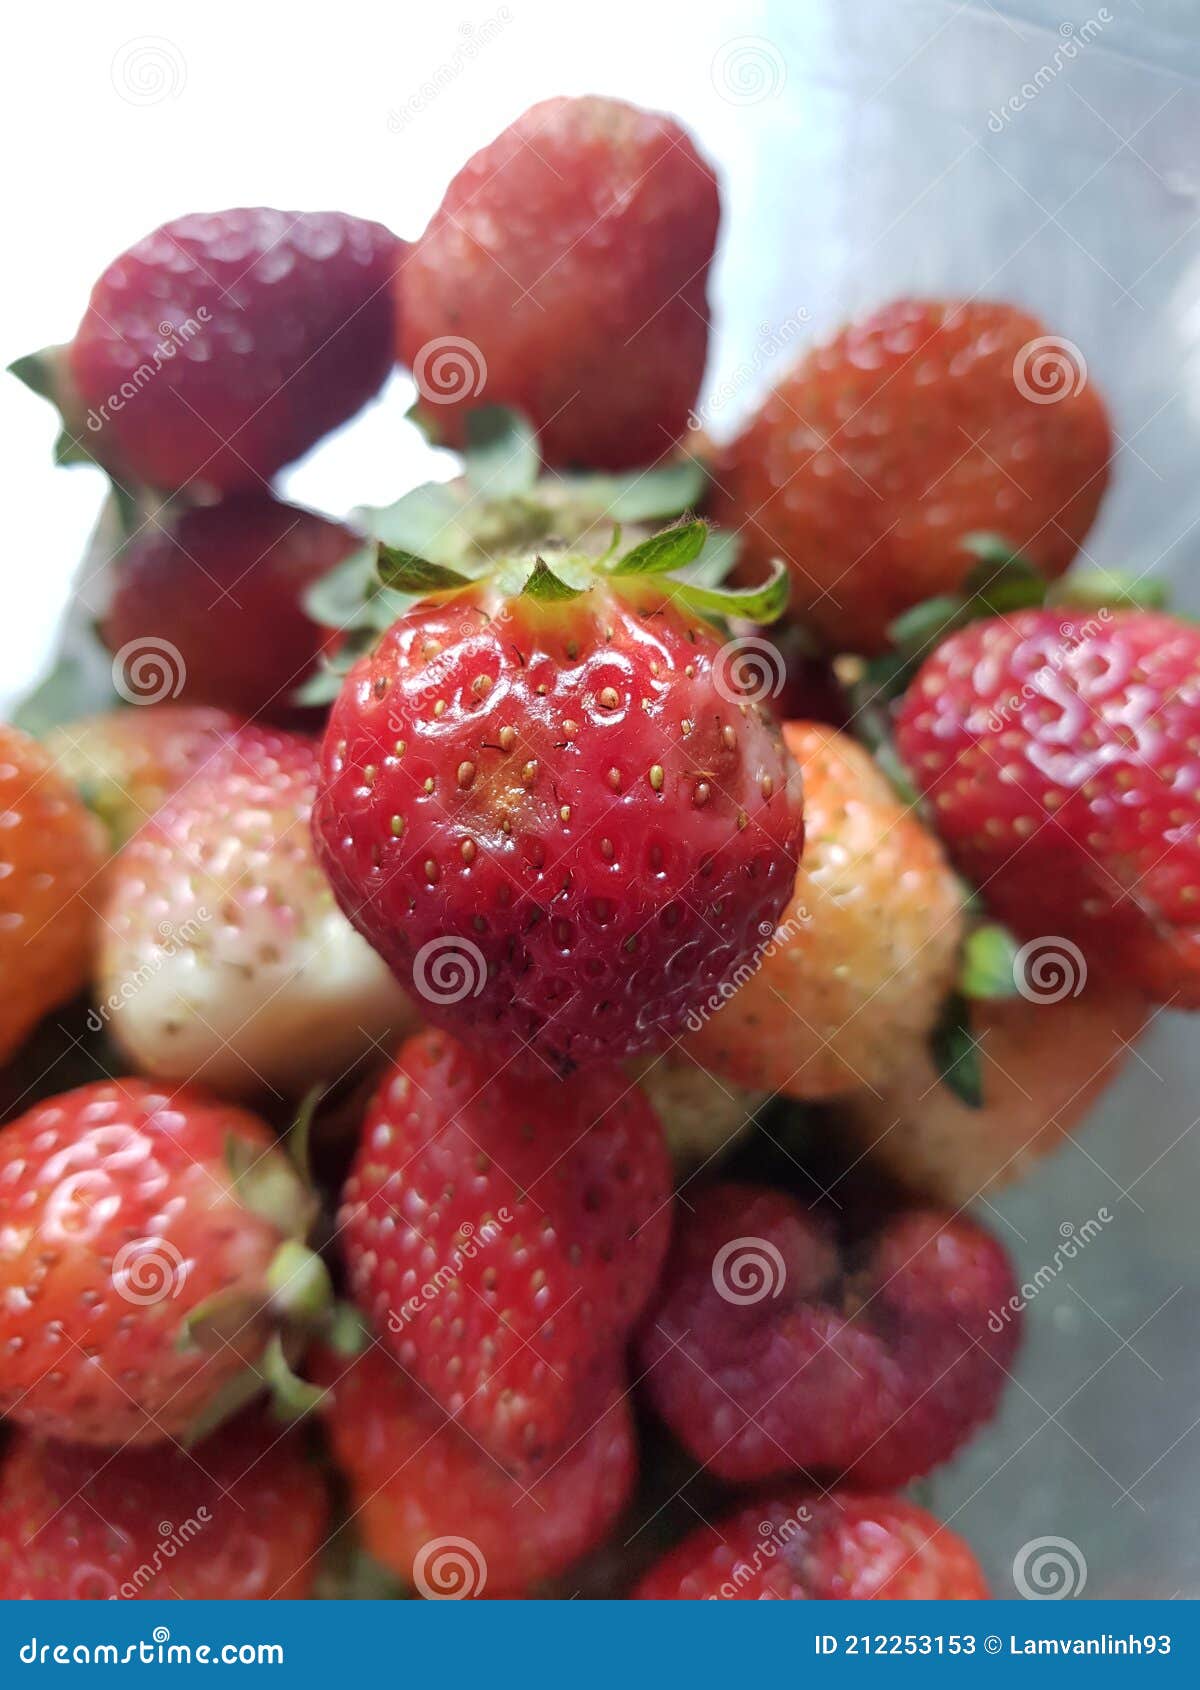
[5,0,1200,1597]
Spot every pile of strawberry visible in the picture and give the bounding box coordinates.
[0,93,1178,1603]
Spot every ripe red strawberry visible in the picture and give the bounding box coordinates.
[46,704,238,850]
[894,608,1200,1007]
[685,723,965,1099]
[0,1078,327,1446]
[16,208,400,494]
[340,1028,672,1472]
[635,1492,988,1600]
[316,1345,634,1597]
[714,299,1112,653]
[0,1414,327,1599]
[101,496,357,722]
[638,1182,1019,1487]
[399,96,719,468]
[0,724,106,1063]
[312,527,803,1072]
[97,725,414,1096]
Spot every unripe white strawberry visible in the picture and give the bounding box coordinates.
[96,725,415,1096]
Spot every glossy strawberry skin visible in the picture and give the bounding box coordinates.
[0,726,107,1064]
[0,1415,327,1599]
[0,1079,296,1446]
[340,1029,672,1472]
[715,299,1111,653]
[97,725,413,1097]
[638,1183,1019,1488]
[69,208,400,493]
[102,495,357,723]
[635,1492,989,1600]
[313,588,803,1072]
[400,96,719,469]
[894,609,1200,1006]
[317,1346,634,1597]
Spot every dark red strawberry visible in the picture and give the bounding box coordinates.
[0,1415,327,1599]
[634,1492,989,1600]
[714,298,1111,653]
[312,523,803,1072]
[638,1183,1018,1487]
[16,208,400,494]
[316,1345,634,1597]
[101,495,357,721]
[339,1029,672,1472]
[399,96,719,468]
[894,608,1200,1006]
[0,1078,329,1446]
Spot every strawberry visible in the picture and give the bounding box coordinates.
[399,96,719,469]
[0,1414,327,1599]
[638,1182,1019,1487]
[634,1492,988,1599]
[97,725,414,1097]
[0,724,106,1064]
[685,724,964,1098]
[714,299,1112,653]
[339,1028,672,1472]
[894,608,1200,1006]
[312,522,803,1072]
[0,1078,329,1446]
[15,208,400,494]
[839,982,1149,1205]
[316,1345,634,1597]
[46,704,238,850]
[628,1050,765,1173]
[101,496,358,723]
